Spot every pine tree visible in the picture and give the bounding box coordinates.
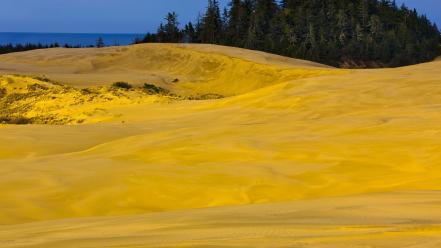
[141,33,157,43]
[238,0,254,47]
[246,0,279,51]
[163,12,181,43]
[359,0,370,28]
[183,22,196,43]
[96,37,105,48]
[137,0,441,68]
[224,0,242,46]
[157,24,166,42]
[199,0,223,44]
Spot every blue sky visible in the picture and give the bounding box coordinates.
[0,0,439,34]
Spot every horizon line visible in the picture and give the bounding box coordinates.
[0,31,146,35]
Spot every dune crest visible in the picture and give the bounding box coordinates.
[0,44,344,96]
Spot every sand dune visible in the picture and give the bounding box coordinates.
[0,44,337,96]
[2,191,441,248]
[1,44,441,247]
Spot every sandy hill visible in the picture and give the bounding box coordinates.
[1,44,441,247]
[0,44,336,96]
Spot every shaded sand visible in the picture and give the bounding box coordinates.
[1,44,441,247]
[2,191,441,248]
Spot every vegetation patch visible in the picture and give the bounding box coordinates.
[0,75,182,125]
[112,82,133,90]
[81,88,94,95]
[27,83,49,91]
[0,88,6,98]
[187,94,225,100]
[0,75,227,125]
[0,116,33,125]
[138,0,441,68]
[143,83,169,95]
[33,76,52,83]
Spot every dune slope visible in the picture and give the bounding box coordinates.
[0,44,338,97]
[1,44,441,247]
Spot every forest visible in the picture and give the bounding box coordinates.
[137,0,441,67]
[1,0,439,68]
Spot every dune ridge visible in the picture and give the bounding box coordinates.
[1,44,441,247]
[0,44,343,96]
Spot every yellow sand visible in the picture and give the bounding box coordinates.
[0,75,174,124]
[0,44,441,247]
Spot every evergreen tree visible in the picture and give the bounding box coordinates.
[246,0,279,51]
[157,23,166,42]
[183,22,196,43]
[159,12,181,43]
[137,0,441,68]
[4,0,439,68]
[199,0,223,43]
[140,33,157,43]
[0,43,63,55]
[224,0,242,46]
[96,37,105,48]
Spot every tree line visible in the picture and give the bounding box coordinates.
[0,43,61,55]
[136,0,441,67]
[0,37,106,55]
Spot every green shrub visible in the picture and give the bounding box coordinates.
[0,116,32,125]
[188,94,224,100]
[143,83,169,94]
[0,88,6,98]
[33,76,51,83]
[81,88,94,94]
[27,84,49,91]
[112,82,133,90]
[32,76,63,86]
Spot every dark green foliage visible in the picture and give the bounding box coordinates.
[277,0,440,67]
[188,93,224,100]
[0,39,106,55]
[183,22,197,43]
[80,88,94,95]
[138,0,440,68]
[1,1,438,68]
[143,83,169,94]
[0,42,92,55]
[96,37,105,48]
[245,0,279,50]
[112,82,133,90]
[135,33,158,44]
[33,76,52,83]
[0,43,60,55]
[32,76,63,86]
[27,84,49,92]
[198,0,223,44]
[0,116,32,125]
[157,12,182,43]
[0,88,6,98]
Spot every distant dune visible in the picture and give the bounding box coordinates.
[0,44,334,96]
[1,44,441,247]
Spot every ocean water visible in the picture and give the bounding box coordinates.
[0,32,145,47]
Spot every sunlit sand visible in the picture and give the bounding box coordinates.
[1,44,441,247]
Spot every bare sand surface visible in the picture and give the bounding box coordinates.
[1,44,441,247]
